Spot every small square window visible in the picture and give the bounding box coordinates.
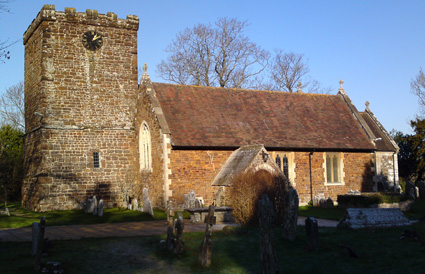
[93,152,100,168]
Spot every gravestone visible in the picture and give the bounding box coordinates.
[282,188,299,241]
[34,216,46,271]
[143,188,154,217]
[337,208,412,229]
[85,198,92,213]
[98,199,104,216]
[258,194,279,274]
[405,181,417,200]
[418,181,425,200]
[184,194,189,209]
[195,198,203,208]
[189,190,196,209]
[305,217,319,251]
[31,222,39,256]
[174,212,185,255]
[323,197,334,208]
[166,201,175,251]
[132,198,138,211]
[92,196,98,215]
[199,205,216,267]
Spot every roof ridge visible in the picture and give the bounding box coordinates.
[152,82,336,96]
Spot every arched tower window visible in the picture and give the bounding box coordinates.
[139,122,152,171]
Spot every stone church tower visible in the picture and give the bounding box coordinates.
[22,5,140,211]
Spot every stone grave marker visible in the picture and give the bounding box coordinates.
[166,201,175,251]
[34,216,46,271]
[85,198,92,213]
[282,188,299,241]
[405,181,417,200]
[132,198,139,211]
[174,212,185,255]
[305,217,319,251]
[98,199,104,216]
[258,194,279,274]
[189,190,196,209]
[199,205,216,267]
[92,196,98,215]
[143,188,154,217]
[184,194,189,209]
[31,222,39,256]
[195,198,203,208]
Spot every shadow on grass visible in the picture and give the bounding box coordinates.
[1,221,425,273]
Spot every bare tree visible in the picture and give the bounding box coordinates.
[0,81,24,131]
[411,67,425,114]
[0,0,17,63]
[157,18,269,89]
[267,50,330,93]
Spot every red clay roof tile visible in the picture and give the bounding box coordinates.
[152,83,375,151]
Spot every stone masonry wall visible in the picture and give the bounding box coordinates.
[134,85,166,209]
[23,6,139,211]
[168,150,233,207]
[22,129,136,211]
[167,150,374,207]
[294,152,374,204]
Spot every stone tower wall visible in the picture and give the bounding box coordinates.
[22,5,140,211]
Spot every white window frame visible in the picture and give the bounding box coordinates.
[323,152,345,185]
[139,122,152,171]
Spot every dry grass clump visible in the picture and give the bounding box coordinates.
[229,170,290,225]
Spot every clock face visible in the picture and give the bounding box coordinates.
[82,30,103,51]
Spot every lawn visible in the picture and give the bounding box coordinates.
[1,221,424,273]
[0,202,167,229]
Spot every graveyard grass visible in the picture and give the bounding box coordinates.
[298,205,346,221]
[0,202,168,229]
[1,221,425,273]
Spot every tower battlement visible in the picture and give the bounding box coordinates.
[24,5,139,44]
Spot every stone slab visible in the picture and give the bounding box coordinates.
[337,208,413,229]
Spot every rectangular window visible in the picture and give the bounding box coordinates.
[325,153,341,184]
[93,152,100,168]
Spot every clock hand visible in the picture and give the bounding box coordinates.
[93,34,100,41]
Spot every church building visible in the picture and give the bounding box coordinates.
[22,5,399,211]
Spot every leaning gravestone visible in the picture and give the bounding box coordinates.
[174,212,185,255]
[98,199,104,216]
[418,181,425,200]
[143,188,154,217]
[258,194,280,274]
[405,181,417,200]
[199,205,216,267]
[282,188,299,241]
[166,201,175,252]
[305,217,319,251]
[92,196,98,215]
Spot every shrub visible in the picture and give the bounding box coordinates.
[228,170,290,225]
[337,192,408,208]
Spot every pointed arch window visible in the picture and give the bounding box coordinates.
[139,122,152,171]
[282,155,289,179]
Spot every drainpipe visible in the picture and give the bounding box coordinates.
[309,151,314,202]
[393,152,397,191]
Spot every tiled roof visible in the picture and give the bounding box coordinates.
[360,112,397,152]
[152,83,376,151]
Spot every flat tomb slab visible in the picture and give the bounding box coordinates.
[337,208,413,229]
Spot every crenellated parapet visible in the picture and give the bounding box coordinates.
[23,5,139,44]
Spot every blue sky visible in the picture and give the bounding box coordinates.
[1,0,424,134]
